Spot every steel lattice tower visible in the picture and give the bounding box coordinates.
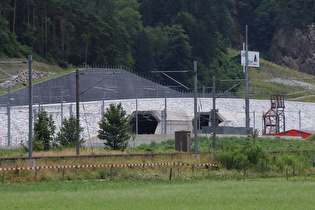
[262,95,285,135]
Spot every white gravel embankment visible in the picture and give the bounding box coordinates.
[1,98,314,147]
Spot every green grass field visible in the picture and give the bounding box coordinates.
[0,180,314,209]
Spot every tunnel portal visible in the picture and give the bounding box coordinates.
[129,111,160,134]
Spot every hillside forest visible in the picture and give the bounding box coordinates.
[0,0,315,91]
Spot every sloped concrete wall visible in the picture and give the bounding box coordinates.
[1,98,315,147]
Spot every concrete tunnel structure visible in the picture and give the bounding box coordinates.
[128,110,226,135]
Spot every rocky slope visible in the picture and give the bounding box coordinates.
[270,27,315,75]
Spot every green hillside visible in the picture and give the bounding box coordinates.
[210,49,315,102]
[245,59,315,102]
[1,0,314,93]
[1,1,315,100]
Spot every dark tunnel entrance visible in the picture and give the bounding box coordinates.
[198,114,210,129]
[195,112,224,129]
[129,111,159,134]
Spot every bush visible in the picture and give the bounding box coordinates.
[276,152,312,173]
[217,145,271,172]
[57,60,69,68]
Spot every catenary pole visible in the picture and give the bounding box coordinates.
[76,69,80,155]
[193,61,198,153]
[164,97,167,134]
[136,97,138,135]
[212,76,216,149]
[0,60,27,147]
[245,25,250,133]
[152,61,198,150]
[7,87,10,147]
[61,89,64,130]
[28,55,33,158]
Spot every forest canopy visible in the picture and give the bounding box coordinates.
[0,0,314,91]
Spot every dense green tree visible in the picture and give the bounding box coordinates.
[98,103,132,150]
[0,19,31,57]
[275,0,315,29]
[145,25,169,71]
[252,11,273,55]
[133,29,156,74]
[163,24,191,70]
[56,116,84,147]
[2,0,315,92]
[33,108,56,151]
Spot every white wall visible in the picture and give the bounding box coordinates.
[1,98,314,147]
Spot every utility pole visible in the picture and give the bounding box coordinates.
[164,97,167,134]
[152,61,198,152]
[7,87,11,147]
[211,78,243,149]
[75,70,116,154]
[76,69,80,155]
[193,61,198,153]
[136,97,138,135]
[212,76,216,149]
[102,91,105,116]
[28,55,33,158]
[60,89,64,130]
[245,25,250,134]
[0,59,27,148]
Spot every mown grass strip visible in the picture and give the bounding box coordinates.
[0,180,314,209]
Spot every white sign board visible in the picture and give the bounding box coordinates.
[241,50,259,67]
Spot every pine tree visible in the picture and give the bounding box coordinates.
[56,116,84,147]
[97,103,131,150]
[33,108,56,151]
